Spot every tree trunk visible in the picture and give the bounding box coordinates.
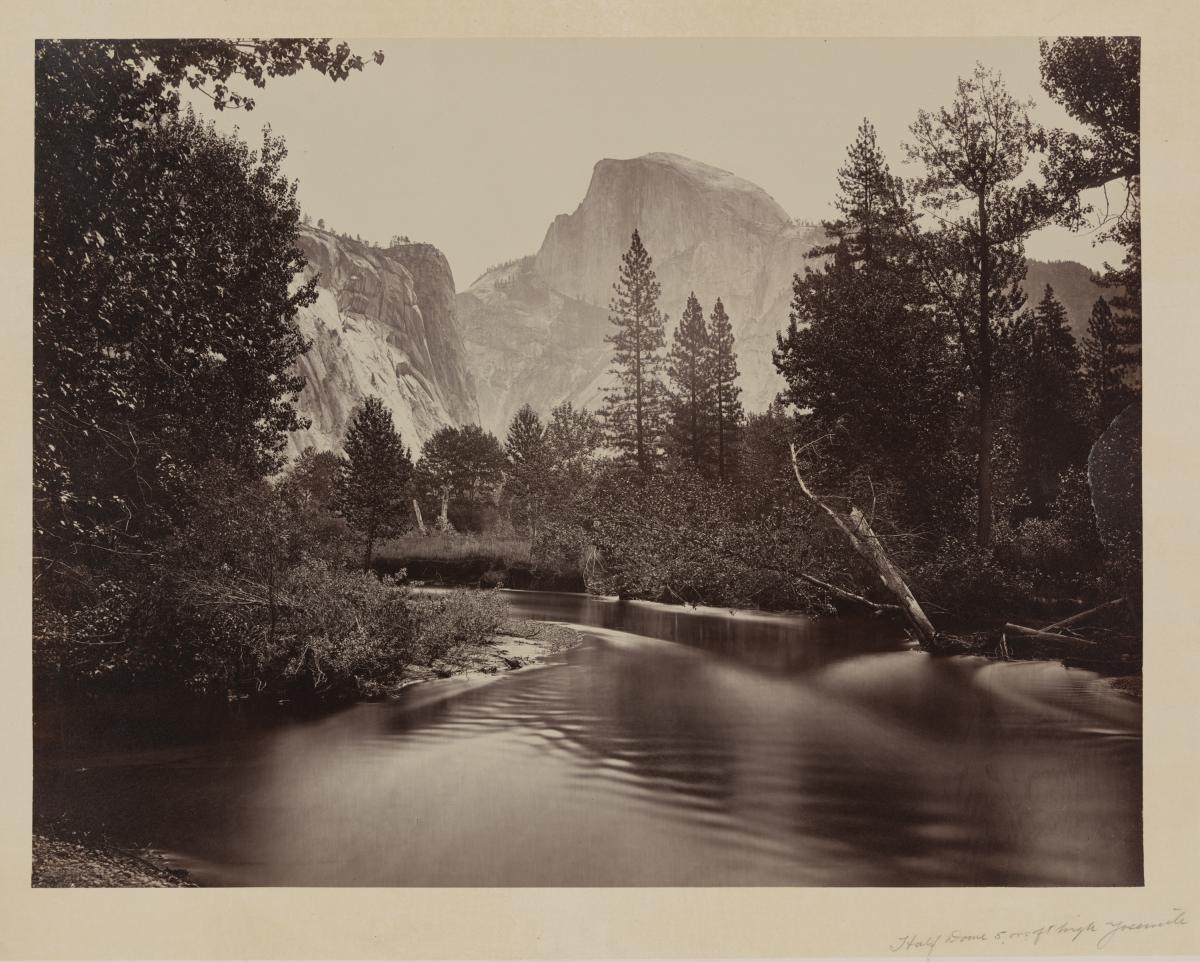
[848,507,939,644]
[717,403,726,482]
[363,527,375,571]
[976,191,993,548]
[1040,597,1125,633]
[796,572,903,614]
[438,489,450,527]
[1003,623,1098,647]
[635,321,646,473]
[977,378,993,547]
[790,446,938,646]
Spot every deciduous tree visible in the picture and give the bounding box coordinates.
[415,425,507,530]
[1039,37,1141,382]
[34,39,382,558]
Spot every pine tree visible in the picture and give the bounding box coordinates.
[820,120,916,263]
[335,396,413,568]
[1006,286,1088,515]
[665,292,712,470]
[906,66,1047,547]
[1081,296,1132,434]
[505,404,548,537]
[706,297,743,481]
[600,230,668,473]
[775,120,961,530]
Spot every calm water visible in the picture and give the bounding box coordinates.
[34,590,1142,886]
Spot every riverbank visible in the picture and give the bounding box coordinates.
[374,533,587,592]
[33,833,195,887]
[400,618,587,685]
[33,617,589,888]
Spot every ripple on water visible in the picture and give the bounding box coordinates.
[34,594,1141,886]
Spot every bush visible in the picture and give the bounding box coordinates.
[35,457,514,700]
[409,589,509,667]
[913,535,1037,620]
[238,562,420,698]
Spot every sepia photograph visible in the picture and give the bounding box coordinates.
[29,33,1146,894]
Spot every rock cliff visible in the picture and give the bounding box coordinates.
[459,153,1112,435]
[460,153,827,432]
[287,228,479,456]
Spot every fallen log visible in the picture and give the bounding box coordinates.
[796,572,904,614]
[1040,597,1125,633]
[1003,623,1099,647]
[790,444,938,646]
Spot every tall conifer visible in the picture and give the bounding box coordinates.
[1081,296,1132,435]
[666,292,712,470]
[906,66,1046,547]
[1007,285,1088,514]
[706,297,743,481]
[600,230,668,473]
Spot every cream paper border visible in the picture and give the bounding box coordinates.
[1,1,1196,958]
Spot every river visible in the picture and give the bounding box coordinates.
[34,590,1142,886]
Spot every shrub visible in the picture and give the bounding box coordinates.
[912,535,1036,620]
[410,589,509,667]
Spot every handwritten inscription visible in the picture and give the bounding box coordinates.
[889,910,1187,956]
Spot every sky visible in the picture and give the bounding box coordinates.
[191,38,1124,290]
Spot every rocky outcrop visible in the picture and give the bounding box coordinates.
[1089,402,1142,551]
[287,228,479,456]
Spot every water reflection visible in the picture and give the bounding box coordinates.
[35,591,1141,886]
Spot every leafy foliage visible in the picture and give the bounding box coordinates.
[36,110,315,554]
[1038,37,1139,197]
[1039,37,1141,381]
[34,39,380,559]
[415,425,507,531]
